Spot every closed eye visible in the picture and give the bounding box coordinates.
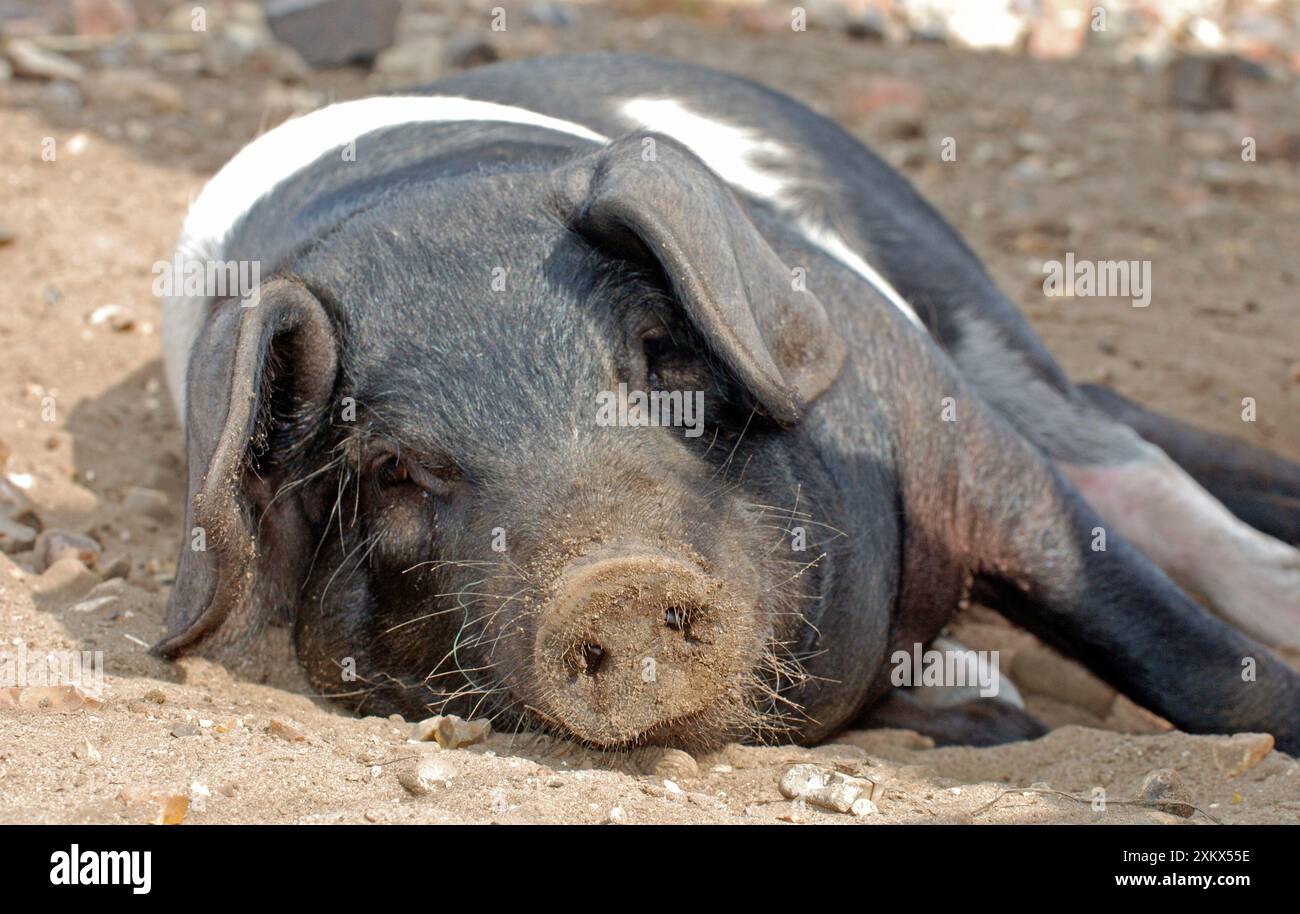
[367,448,461,498]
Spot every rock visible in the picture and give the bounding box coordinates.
[35,529,101,571]
[446,34,499,70]
[122,486,171,521]
[268,718,307,742]
[1027,0,1088,60]
[87,303,136,330]
[98,552,130,579]
[1169,55,1235,111]
[170,722,199,738]
[372,37,445,87]
[4,40,86,81]
[838,75,926,136]
[117,787,188,825]
[265,0,400,69]
[1212,732,1273,776]
[0,476,41,554]
[850,797,879,816]
[778,764,878,814]
[141,688,167,704]
[31,557,100,602]
[83,69,184,113]
[72,0,137,38]
[0,684,104,711]
[0,514,37,554]
[526,2,577,28]
[397,756,456,796]
[1140,768,1195,818]
[410,714,490,749]
[73,737,102,763]
[633,747,698,780]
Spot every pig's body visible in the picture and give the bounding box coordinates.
[160,54,1300,752]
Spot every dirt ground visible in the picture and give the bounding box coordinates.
[1,8,1298,824]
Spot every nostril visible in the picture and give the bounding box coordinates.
[664,606,689,632]
[578,642,606,676]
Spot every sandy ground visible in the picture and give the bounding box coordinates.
[1,10,1298,824]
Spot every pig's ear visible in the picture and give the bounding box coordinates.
[564,133,846,424]
[154,280,338,661]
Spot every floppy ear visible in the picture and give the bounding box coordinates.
[154,279,338,659]
[563,132,845,424]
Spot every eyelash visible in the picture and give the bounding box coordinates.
[368,450,460,497]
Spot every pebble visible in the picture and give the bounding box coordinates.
[31,557,100,602]
[122,486,171,521]
[268,718,307,742]
[35,529,102,571]
[4,40,86,81]
[1212,732,1273,777]
[87,303,137,331]
[170,722,199,738]
[778,764,878,815]
[1140,768,1195,818]
[397,756,456,796]
[117,787,188,825]
[372,37,446,87]
[410,714,490,749]
[0,514,38,554]
[73,738,102,763]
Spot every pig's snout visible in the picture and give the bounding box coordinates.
[532,547,758,747]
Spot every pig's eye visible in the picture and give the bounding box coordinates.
[367,448,462,499]
[371,453,411,488]
[640,324,690,386]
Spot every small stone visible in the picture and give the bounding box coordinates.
[87,303,136,331]
[634,747,698,780]
[778,764,877,814]
[1212,732,1273,777]
[265,0,401,69]
[118,787,188,825]
[4,40,86,81]
[1140,768,1195,818]
[35,529,101,571]
[1,684,104,711]
[1169,55,1235,112]
[73,738,102,763]
[397,756,455,796]
[31,557,100,602]
[0,515,37,554]
[605,804,625,824]
[430,714,490,749]
[72,0,137,38]
[170,722,199,738]
[446,34,498,70]
[372,37,446,87]
[99,552,131,580]
[850,797,879,817]
[268,718,306,742]
[122,486,171,521]
[142,688,167,704]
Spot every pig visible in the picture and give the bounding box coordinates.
[156,53,1300,753]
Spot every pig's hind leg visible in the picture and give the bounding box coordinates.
[939,405,1300,754]
[941,315,1300,650]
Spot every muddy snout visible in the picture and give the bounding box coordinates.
[533,547,761,746]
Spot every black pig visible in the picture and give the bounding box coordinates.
[156,54,1300,753]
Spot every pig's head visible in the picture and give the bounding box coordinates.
[157,134,847,751]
